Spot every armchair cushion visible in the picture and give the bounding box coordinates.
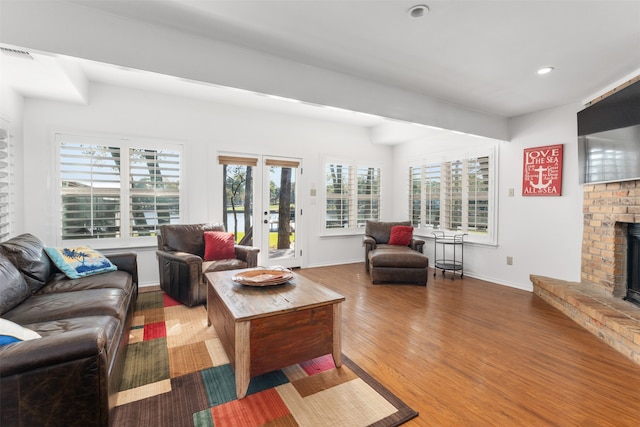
[388,225,414,246]
[204,231,235,261]
[365,220,411,244]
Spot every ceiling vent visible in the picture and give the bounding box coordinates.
[0,47,34,60]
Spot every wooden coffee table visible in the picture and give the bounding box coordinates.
[205,269,345,399]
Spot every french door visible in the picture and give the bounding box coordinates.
[220,154,301,268]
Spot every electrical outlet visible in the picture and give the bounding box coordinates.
[508,188,515,197]
[506,256,513,265]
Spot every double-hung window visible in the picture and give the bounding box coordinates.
[57,133,182,245]
[324,160,381,232]
[409,147,496,244]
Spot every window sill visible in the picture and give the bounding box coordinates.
[320,229,364,238]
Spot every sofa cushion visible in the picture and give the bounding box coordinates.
[159,223,226,257]
[203,258,247,273]
[2,288,129,325]
[369,247,429,268]
[0,252,31,315]
[0,317,117,377]
[44,246,117,279]
[0,233,54,294]
[37,270,133,296]
[204,231,236,261]
[365,220,411,244]
[388,225,414,246]
[0,318,41,347]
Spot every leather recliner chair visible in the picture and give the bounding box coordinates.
[363,220,429,285]
[156,223,259,306]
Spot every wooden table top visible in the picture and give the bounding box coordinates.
[205,269,345,321]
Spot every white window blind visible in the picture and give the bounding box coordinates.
[467,156,490,232]
[58,134,182,242]
[60,142,122,240]
[409,151,495,242]
[325,162,381,231]
[0,120,11,240]
[410,163,440,229]
[444,160,464,231]
[129,149,180,237]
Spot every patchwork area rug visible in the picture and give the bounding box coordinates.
[113,291,418,427]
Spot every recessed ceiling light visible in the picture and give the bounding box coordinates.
[408,4,429,18]
[537,66,554,75]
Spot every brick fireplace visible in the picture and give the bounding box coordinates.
[532,180,640,365]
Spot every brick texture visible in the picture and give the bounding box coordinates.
[532,275,640,365]
[530,181,640,366]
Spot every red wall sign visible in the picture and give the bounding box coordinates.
[522,144,563,196]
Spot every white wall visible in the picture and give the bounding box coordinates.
[0,0,509,142]
[22,82,394,285]
[392,103,584,290]
[16,81,587,291]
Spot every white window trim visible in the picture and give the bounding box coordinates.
[409,145,498,245]
[321,157,383,236]
[54,132,186,249]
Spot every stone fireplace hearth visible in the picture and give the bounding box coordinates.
[531,180,640,366]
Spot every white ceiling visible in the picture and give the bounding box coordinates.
[2,0,640,142]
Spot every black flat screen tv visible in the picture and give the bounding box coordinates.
[577,79,640,184]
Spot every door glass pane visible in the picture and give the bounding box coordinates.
[223,164,253,244]
[268,165,295,262]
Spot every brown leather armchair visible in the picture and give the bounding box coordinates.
[363,220,429,285]
[156,223,259,306]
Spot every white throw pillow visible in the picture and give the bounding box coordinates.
[0,318,41,346]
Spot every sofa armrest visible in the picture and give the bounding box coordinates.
[106,252,138,285]
[0,329,109,426]
[234,245,260,267]
[411,239,425,253]
[363,236,377,271]
[156,250,202,265]
[363,236,377,250]
[0,328,105,377]
[156,250,204,307]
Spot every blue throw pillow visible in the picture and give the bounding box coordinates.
[0,318,41,347]
[44,246,117,279]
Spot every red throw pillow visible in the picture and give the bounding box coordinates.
[203,231,236,261]
[388,225,413,246]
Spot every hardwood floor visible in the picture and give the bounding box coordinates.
[296,263,640,426]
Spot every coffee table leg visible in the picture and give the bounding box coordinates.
[235,321,251,399]
[332,302,342,368]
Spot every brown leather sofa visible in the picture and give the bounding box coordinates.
[156,223,260,306]
[363,220,429,285]
[0,233,138,427]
